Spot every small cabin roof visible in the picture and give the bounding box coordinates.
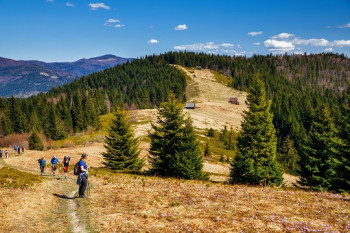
[185,102,196,108]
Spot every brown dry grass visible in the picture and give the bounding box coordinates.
[0,179,65,233]
[88,170,350,232]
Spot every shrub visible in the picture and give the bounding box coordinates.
[28,132,44,151]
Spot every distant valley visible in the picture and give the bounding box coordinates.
[0,55,132,97]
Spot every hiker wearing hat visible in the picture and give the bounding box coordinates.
[50,155,60,176]
[76,153,89,198]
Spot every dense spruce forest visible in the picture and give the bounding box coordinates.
[0,52,348,173]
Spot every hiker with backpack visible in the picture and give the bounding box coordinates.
[38,157,46,176]
[76,153,89,198]
[50,156,59,176]
[0,149,3,158]
[63,155,71,179]
[5,149,9,159]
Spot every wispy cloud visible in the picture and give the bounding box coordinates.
[264,32,350,53]
[221,43,234,48]
[115,24,125,28]
[253,42,260,46]
[175,24,188,30]
[173,42,247,56]
[46,0,54,2]
[248,31,263,36]
[327,22,350,29]
[324,48,333,52]
[104,18,120,26]
[89,2,110,10]
[148,39,159,44]
[66,2,74,7]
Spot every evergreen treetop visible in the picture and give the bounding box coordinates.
[102,108,144,172]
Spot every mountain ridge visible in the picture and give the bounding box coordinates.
[0,55,133,97]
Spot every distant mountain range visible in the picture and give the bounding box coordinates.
[0,55,133,97]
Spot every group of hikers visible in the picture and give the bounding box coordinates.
[0,145,24,159]
[38,153,89,198]
[0,149,9,159]
[14,145,25,155]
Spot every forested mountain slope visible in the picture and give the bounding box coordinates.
[0,52,348,154]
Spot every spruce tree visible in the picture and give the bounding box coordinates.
[328,93,350,192]
[149,95,206,179]
[1,113,13,135]
[204,142,211,157]
[102,108,144,172]
[298,105,342,191]
[28,132,44,151]
[277,136,299,175]
[230,76,283,186]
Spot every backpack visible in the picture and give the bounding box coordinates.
[74,162,80,175]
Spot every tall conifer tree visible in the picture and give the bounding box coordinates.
[102,108,144,172]
[230,75,282,186]
[149,95,206,179]
[298,105,342,191]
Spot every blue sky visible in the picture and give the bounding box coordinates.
[0,0,349,62]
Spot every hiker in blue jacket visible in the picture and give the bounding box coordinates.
[50,156,59,176]
[38,157,46,176]
[76,153,89,198]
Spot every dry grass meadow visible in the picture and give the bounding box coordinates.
[0,67,349,232]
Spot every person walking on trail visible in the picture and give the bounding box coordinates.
[50,156,59,176]
[5,149,9,159]
[14,145,17,154]
[21,146,24,153]
[0,149,3,158]
[17,146,20,155]
[76,153,89,198]
[63,155,71,179]
[38,157,46,176]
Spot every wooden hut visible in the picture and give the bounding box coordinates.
[229,97,239,105]
[185,102,196,109]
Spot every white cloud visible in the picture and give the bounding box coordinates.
[264,39,295,52]
[332,40,350,47]
[248,31,263,36]
[106,19,120,24]
[328,22,350,29]
[46,0,54,2]
[173,42,250,56]
[221,43,234,48]
[253,42,260,45]
[337,23,350,28]
[66,2,74,7]
[272,33,294,39]
[324,48,333,52]
[89,2,110,10]
[115,24,125,28]
[264,32,350,53]
[237,44,242,49]
[104,18,120,26]
[175,24,188,31]
[173,42,220,51]
[148,39,159,44]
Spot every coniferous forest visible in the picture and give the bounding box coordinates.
[0,52,348,190]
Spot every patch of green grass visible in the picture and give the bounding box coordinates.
[197,130,236,163]
[0,167,43,189]
[211,70,233,86]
